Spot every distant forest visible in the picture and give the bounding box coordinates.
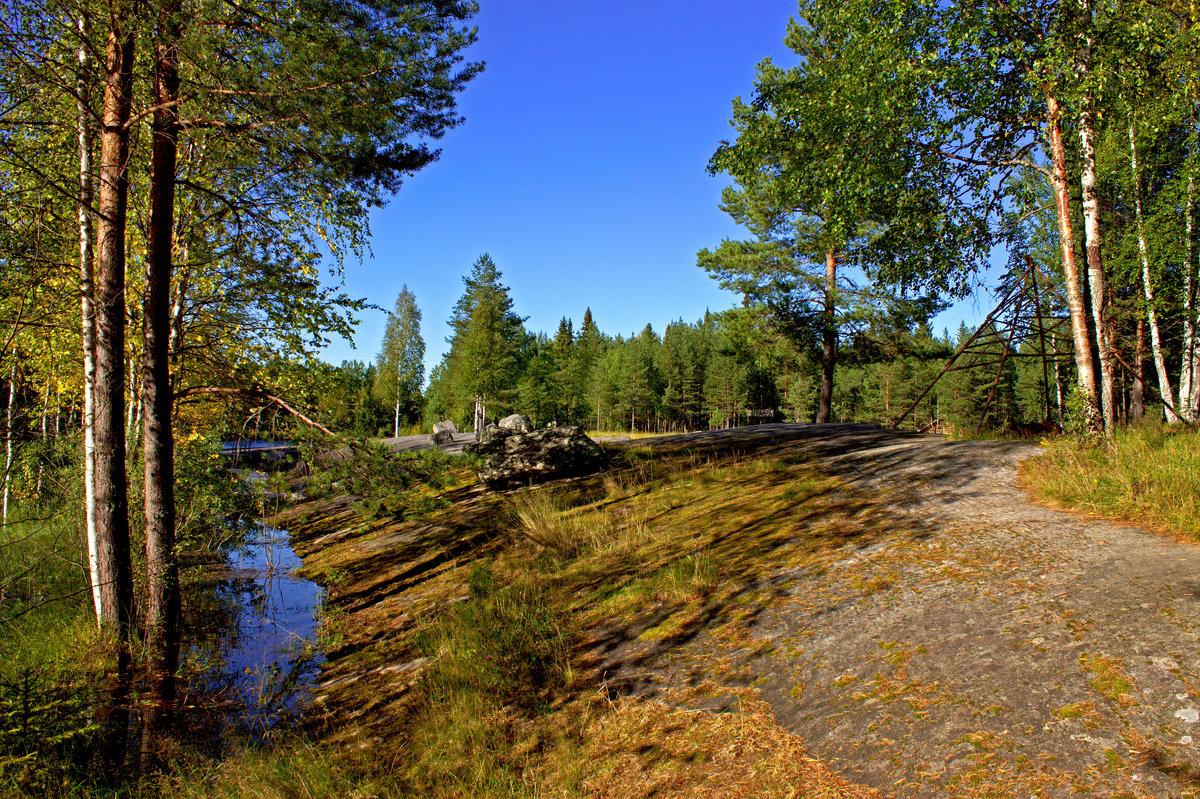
[317,256,1074,438]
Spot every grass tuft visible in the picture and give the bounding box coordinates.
[1021,423,1200,540]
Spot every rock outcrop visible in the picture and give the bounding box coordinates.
[464,425,608,488]
[430,420,458,447]
[498,413,531,432]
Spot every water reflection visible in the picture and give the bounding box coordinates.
[182,523,324,736]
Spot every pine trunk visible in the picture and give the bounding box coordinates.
[1130,124,1178,422]
[1045,91,1102,435]
[815,248,836,424]
[93,5,136,649]
[143,0,181,687]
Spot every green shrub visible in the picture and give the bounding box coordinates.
[302,439,452,520]
[420,562,572,712]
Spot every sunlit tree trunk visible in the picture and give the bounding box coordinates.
[816,248,836,424]
[78,11,103,623]
[93,1,136,651]
[1045,91,1102,435]
[3,363,14,526]
[143,0,181,687]
[1078,90,1114,435]
[1130,123,1178,422]
[1181,169,1198,420]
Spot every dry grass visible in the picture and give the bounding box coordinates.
[536,690,880,798]
[221,446,901,799]
[1020,424,1200,540]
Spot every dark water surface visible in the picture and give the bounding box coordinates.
[183,523,324,735]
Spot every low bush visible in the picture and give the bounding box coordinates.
[301,438,454,520]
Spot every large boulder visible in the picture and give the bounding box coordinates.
[430,419,458,447]
[498,413,531,432]
[464,425,608,488]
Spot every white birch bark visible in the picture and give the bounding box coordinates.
[77,14,102,622]
[394,367,402,438]
[1130,124,1179,422]
[3,363,15,526]
[1075,0,1114,435]
[1182,170,1198,420]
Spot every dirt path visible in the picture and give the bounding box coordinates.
[605,424,1200,798]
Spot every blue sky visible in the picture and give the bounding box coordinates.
[321,0,994,378]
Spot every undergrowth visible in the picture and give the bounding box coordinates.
[0,503,110,798]
[1021,422,1200,539]
[103,444,882,798]
[301,438,455,520]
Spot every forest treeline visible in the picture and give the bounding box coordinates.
[688,0,1200,438]
[320,254,1074,438]
[1,0,1199,792]
[349,0,1200,441]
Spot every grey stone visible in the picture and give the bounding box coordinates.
[498,413,531,432]
[464,425,608,488]
[430,420,458,447]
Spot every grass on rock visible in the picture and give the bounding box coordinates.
[267,444,898,798]
[1021,423,1200,540]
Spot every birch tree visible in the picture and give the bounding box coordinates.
[373,285,425,436]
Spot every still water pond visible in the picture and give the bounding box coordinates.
[183,523,324,735]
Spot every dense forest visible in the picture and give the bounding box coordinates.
[325,255,1071,438]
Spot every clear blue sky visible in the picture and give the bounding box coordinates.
[320,0,993,378]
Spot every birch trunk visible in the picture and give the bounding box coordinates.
[77,12,102,623]
[1182,170,1198,420]
[394,367,402,437]
[1130,123,1178,422]
[1079,91,1115,435]
[3,363,14,526]
[1045,91,1102,435]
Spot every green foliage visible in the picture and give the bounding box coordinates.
[303,440,452,521]
[373,285,426,434]
[0,668,104,797]
[174,433,258,553]
[426,255,528,428]
[0,505,107,797]
[419,562,571,712]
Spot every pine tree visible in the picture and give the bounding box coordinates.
[434,255,526,430]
